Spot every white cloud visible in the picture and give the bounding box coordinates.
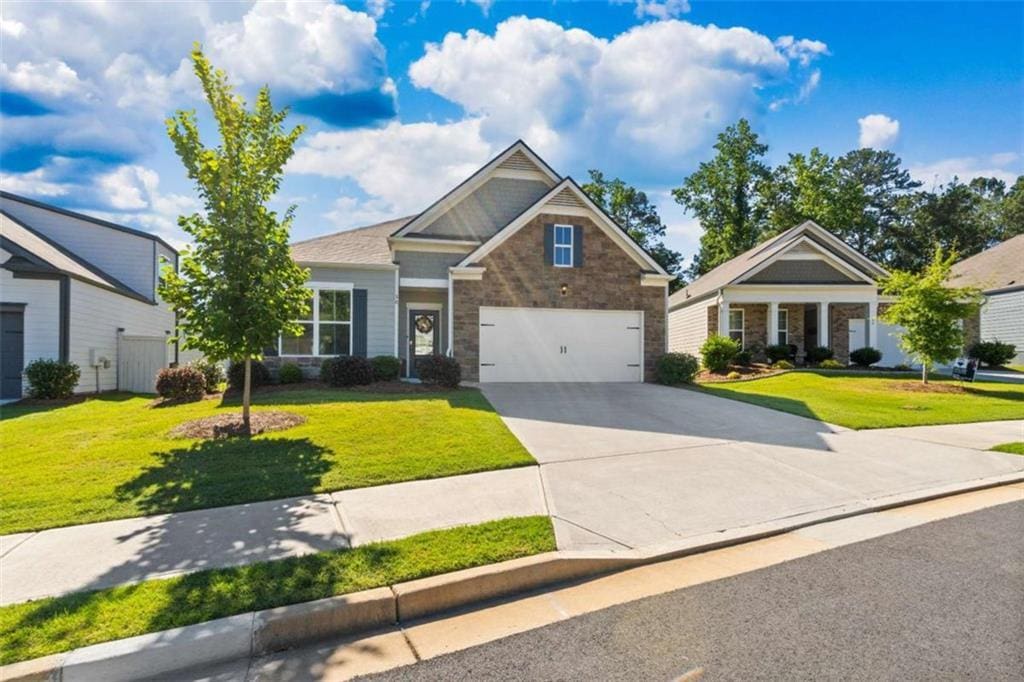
[0,166,70,197]
[103,54,196,114]
[774,35,829,66]
[908,153,1021,188]
[0,59,92,98]
[290,119,493,216]
[324,196,404,230]
[858,113,900,149]
[633,1,691,20]
[365,0,393,20]
[464,0,495,16]
[1,18,26,38]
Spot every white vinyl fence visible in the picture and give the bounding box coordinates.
[118,335,169,393]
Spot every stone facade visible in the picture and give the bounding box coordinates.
[830,303,870,364]
[780,303,806,361]
[263,354,327,379]
[452,212,666,381]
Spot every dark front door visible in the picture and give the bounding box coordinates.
[1,309,25,399]
[408,309,440,378]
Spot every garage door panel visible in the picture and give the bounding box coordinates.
[479,307,642,382]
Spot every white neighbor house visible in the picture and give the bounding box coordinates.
[0,192,178,399]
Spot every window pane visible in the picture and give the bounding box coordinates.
[729,331,743,343]
[555,225,572,245]
[413,314,435,356]
[729,310,743,331]
[319,323,350,356]
[777,310,787,329]
[319,290,351,322]
[777,331,788,346]
[282,323,314,355]
[554,245,572,266]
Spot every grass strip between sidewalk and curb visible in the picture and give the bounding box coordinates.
[991,442,1024,455]
[0,516,555,665]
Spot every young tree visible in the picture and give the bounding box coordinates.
[581,170,684,288]
[673,119,771,277]
[880,248,982,383]
[160,47,310,432]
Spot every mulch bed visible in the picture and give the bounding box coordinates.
[169,411,306,439]
[223,380,458,397]
[884,381,968,395]
[698,364,786,383]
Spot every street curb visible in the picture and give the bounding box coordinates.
[3,472,1022,682]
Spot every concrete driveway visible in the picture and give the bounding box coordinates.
[481,383,1024,552]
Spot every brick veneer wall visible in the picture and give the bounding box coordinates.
[780,303,806,361]
[452,212,666,381]
[830,303,870,364]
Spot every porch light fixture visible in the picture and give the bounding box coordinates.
[560,283,569,296]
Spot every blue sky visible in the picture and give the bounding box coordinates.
[2,1,1021,263]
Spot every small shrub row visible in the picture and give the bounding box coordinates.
[818,359,844,370]
[804,346,833,364]
[156,366,206,402]
[700,335,741,373]
[320,356,374,387]
[417,355,462,389]
[24,359,80,399]
[655,353,699,385]
[969,340,1016,367]
[849,346,882,367]
[227,360,273,390]
[765,344,793,364]
[773,359,795,370]
[277,363,304,384]
[188,359,225,393]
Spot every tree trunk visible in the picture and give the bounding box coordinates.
[921,362,929,384]
[242,355,252,434]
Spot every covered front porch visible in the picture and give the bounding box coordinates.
[713,286,886,365]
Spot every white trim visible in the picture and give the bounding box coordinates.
[393,142,560,238]
[447,272,454,355]
[456,179,670,275]
[796,221,889,278]
[553,223,573,268]
[450,266,486,281]
[736,235,877,285]
[404,303,444,379]
[389,237,478,253]
[491,168,551,182]
[279,283,354,357]
[727,307,744,347]
[393,269,399,357]
[641,273,674,287]
[400,277,449,289]
[724,283,879,305]
[818,302,830,349]
[777,307,789,346]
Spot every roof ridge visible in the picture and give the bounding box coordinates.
[290,216,415,247]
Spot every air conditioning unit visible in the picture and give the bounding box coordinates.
[89,348,111,369]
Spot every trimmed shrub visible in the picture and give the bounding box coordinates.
[418,355,462,389]
[227,360,272,390]
[819,359,844,370]
[773,359,795,370]
[371,355,402,382]
[804,346,833,364]
[277,362,304,384]
[320,356,374,387]
[189,359,225,393]
[734,349,753,367]
[700,334,740,373]
[155,366,206,402]
[24,359,80,399]
[726,370,742,380]
[849,346,883,367]
[765,344,793,364]
[655,353,700,385]
[969,340,1017,367]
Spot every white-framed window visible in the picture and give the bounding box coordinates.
[280,285,352,357]
[728,308,744,346]
[554,224,574,267]
[777,308,789,346]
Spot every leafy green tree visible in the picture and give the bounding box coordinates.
[160,47,310,432]
[880,248,982,383]
[673,119,771,277]
[582,170,684,289]
[999,176,1024,238]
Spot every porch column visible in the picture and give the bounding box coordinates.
[718,300,730,337]
[767,302,779,347]
[818,302,830,348]
[868,300,878,349]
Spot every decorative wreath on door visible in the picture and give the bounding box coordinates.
[415,316,434,334]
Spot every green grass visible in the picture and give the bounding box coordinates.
[699,371,1024,429]
[0,388,534,534]
[991,442,1024,455]
[0,516,554,665]
[1004,365,1024,373]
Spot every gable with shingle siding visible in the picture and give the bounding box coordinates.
[417,177,552,241]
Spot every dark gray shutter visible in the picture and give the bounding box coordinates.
[543,224,554,266]
[352,288,368,357]
[573,225,584,267]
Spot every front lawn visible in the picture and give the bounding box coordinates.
[991,442,1024,455]
[699,371,1024,429]
[0,516,555,665]
[0,388,534,534]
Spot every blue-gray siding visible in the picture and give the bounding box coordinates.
[396,251,466,279]
[307,266,397,357]
[420,177,551,241]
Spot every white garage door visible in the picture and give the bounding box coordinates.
[478,307,643,382]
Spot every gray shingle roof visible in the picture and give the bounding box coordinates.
[290,217,413,266]
[949,234,1024,293]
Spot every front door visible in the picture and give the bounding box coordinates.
[1,309,25,400]
[408,309,440,378]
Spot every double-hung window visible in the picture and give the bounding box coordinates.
[554,224,574,267]
[776,308,789,346]
[728,309,744,346]
[280,286,352,356]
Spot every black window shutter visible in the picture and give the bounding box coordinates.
[353,289,368,357]
[543,224,554,266]
[573,225,584,267]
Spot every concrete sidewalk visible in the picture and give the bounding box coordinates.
[0,466,545,606]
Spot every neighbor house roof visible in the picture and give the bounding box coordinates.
[949,234,1024,294]
[668,221,888,310]
[290,217,412,266]
[0,210,153,303]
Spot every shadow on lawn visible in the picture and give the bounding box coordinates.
[216,383,499,412]
[0,391,138,421]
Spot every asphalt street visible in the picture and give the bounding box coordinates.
[364,500,1024,681]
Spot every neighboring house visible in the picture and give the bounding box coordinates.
[0,192,178,399]
[949,234,1024,363]
[667,221,906,365]
[281,141,673,382]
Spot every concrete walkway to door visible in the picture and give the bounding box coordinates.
[481,383,1024,552]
